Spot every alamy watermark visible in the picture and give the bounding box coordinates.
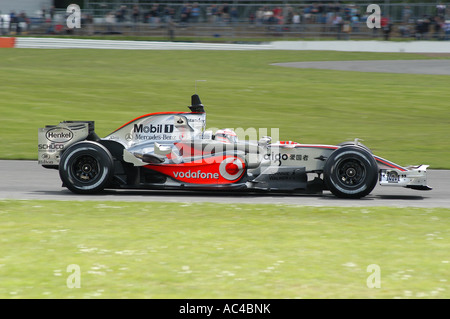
[66,4,81,29]
[63,262,380,290]
[65,3,380,30]
[366,4,382,29]
[66,264,81,288]
[366,264,381,288]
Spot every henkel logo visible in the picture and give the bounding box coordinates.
[46,128,73,143]
[173,170,219,179]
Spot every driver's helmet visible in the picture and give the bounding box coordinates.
[215,129,238,143]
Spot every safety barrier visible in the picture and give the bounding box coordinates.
[3,37,450,53]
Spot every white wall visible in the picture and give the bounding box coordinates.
[0,0,53,17]
[271,40,450,53]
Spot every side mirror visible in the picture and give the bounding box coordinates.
[154,142,172,155]
[202,130,213,140]
[258,136,272,146]
[174,115,194,131]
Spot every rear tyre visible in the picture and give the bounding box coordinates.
[59,141,114,194]
[324,146,378,199]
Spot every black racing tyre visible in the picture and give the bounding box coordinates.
[338,141,372,154]
[59,141,114,194]
[324,146,378,199]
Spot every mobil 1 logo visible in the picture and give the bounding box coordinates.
[133,123,177,141]
[134,123,174,134]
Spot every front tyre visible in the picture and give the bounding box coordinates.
[324,146,378,199]
[59,141,114,194]
[338,141,372,154]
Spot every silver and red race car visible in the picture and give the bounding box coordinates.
[38,94,431,198]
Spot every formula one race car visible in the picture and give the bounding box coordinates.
[38,94,431,198]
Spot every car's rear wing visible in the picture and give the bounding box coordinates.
[38,121,96,168]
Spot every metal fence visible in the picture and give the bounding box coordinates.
[1,1,449,40]
[81,1,449,23]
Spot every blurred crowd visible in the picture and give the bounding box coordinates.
[0,10,31,35]
[1,2,449,40]
[97,2,450,40]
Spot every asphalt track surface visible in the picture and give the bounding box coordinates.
[1,160,449,208]
[272,60,450,75]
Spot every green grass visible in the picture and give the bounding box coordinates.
[0,200,449,299]
[0,49,449,168]
[1,49,448,300]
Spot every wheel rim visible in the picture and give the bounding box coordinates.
[336,159,366,187]
[71,155,100,183]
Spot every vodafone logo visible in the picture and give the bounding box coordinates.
[219,157,245,181]
[173,170,219,179]
[148,155,245,184]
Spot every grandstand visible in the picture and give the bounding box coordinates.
[0,0,52,16]
[1,0,448,40]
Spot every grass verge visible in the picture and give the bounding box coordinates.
[0,200,448,299]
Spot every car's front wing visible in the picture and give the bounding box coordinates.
[375,155,431,190]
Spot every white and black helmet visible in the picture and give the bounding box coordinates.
[215,129,238,143]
